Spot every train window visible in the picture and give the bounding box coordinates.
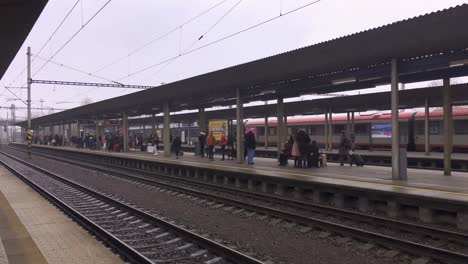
[311,125,324,135]
[430,121,440,135]
[416,121,440,135]
[257,127,265,136]
[454,120,468,135]
[333,125,346,134]
[289,126,299,136]
[354,124,368,135]
[269,127,277,136]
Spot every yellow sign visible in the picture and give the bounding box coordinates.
[208,120,228,141]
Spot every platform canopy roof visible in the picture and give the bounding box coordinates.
[21,4,468,127]
[120,83,468,125]
[0,0,48,79]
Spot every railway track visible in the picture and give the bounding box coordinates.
[4,146,468,264]
[0,150,262,264]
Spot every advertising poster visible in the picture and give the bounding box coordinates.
[371,123,392,138]
[208,120,228,141]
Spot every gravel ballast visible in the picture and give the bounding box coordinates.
[5,148,416,264]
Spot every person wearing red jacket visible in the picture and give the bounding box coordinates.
[206,131,216,161]
[220,132,227,160]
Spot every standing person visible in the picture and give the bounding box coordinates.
[206,131,216,161]
[153,133,160,156]
[338,131,352,166]
[291,135,300,167]
[173,135,182,159]
[245,129,256,165]
[350,133,356,152]
[220,132,227,160]
[309,140,320,167]
[227,134,235,160]
[198,131,206,158]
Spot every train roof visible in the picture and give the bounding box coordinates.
[246,108,468,125]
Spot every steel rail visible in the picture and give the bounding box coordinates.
[8,145,467,244]
[0,154,154,264]
[4,146,468,264]
[0,150,263,264]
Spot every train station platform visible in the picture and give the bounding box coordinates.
[169,144,468,172]
[10,143,468,230]
[19,143,468,198]
[0,164,123,264]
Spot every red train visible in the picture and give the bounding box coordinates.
[245,108,468,152]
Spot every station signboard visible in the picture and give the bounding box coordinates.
[371,123,392,138]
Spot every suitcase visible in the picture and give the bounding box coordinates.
[113,144,120,152]
[352,153,365,166]
[321,154,327,167]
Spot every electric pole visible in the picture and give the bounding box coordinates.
[27,47,32,156]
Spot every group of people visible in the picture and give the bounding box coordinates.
[279,130,358,168]
[34,134,64,146]
[198,131,234,161]
[279,130,320,168]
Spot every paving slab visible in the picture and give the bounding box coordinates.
[0,166,124,264]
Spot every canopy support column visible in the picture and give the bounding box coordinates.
[264,114,269,149]
[151,113,156,133]
[236,88,244,163]
[123,113,129,152]
[163,102,171,157]
[391,58,401,180]
[424,97,430,156]
[328,108,333,150]
[277,97,284,155]
[95,118,100,151]
[347,112,351,136]
[199,108,206,134]
[324,109,329,150]
[443,78,452,176]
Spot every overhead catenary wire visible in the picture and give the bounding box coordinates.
[91,0,229,74]
[120,0,323,80]
[32,0,113,78]
[58,0,232,101]
[33,54,121,84]
[144,0,244,84]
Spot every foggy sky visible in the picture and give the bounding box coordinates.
[1,0,467,120]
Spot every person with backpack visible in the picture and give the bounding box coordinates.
[245,129,256,165]
[173,135,182,159]
[220,132,227,160]
[153,133,160,156]
[198,131,206,158]
[206,131,216,161]
[338,131,352,166]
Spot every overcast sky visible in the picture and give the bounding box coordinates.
[1,0,467,120]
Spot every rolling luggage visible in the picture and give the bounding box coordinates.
[351,153,365,167]
[113,144,120,152]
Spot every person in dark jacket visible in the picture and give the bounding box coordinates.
[309,140,320,167]
[295,129,310,168]
[227,134,235,160]
[198,132,206,158]
[245,129,256,165]
[173,136,182,159]
[338,131,351,166]
[279,137,294,166]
